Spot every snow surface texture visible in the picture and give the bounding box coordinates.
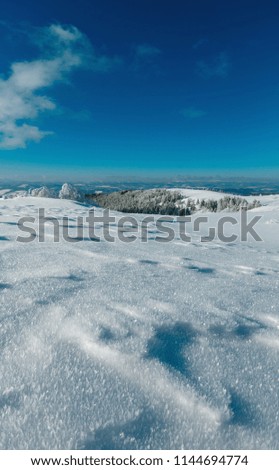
[0,192,278,450]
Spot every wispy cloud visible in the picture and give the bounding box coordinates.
[181,107,207,119]
[132,43,162,73]
[196,52,230,78]
[91,54,122,72]
[134,44,162,58]
[192,38,208,50]
[0,23,120,150]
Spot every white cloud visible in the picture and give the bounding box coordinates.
[0,122,51,150]
[0,23,119,150]
[196,52,230,78]
[49,24,83,43]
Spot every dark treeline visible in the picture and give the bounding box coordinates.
[86,189,261,215]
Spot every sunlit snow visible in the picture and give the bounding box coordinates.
[0,191,278,449]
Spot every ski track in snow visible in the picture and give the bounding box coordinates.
[0,195,279,449]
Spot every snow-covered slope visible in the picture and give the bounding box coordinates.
[0,194,279,450]
[171,187,279,207]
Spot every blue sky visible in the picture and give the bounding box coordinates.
[0,0,279,181]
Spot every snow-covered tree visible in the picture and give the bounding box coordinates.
[59,183,81,201]
[30,186,57,198]
[86,189,261,214]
